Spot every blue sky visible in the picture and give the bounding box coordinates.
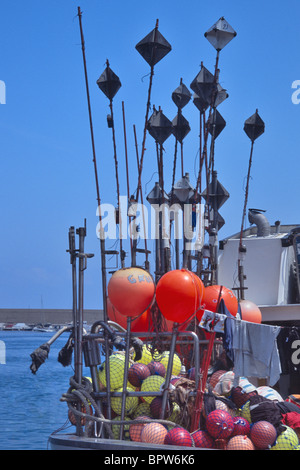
[0,0,299,310]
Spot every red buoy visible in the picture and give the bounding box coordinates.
[156,269,204,324]
[196,285,238,321]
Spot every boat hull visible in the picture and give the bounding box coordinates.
[48,433,210,451]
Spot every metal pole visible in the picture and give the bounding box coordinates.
[191,331,216,431]
[122,102,133,259]
[158,144,166,275]
[133,124,150,270]
[239,140,254,248]
[76,224,86,386]
[160,323,178,419]
[175,211,180,270]
[237,139,254,300]
[108,84,124,268]
[136,19,159,203]
[211,170,219,285]
[77,7,108,321]
[68,226,78,380]
[119,316,132,439]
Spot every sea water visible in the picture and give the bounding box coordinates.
[0,331,86,450]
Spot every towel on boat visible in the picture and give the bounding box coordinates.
[231,319,281,387]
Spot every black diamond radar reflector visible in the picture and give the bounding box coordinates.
[173,174,195,203]
[201,179,229,210]
[135,23,171,67]
[172,113,191,143]
[190,65,218,109]
[215,83,229,107]
[244,110,265,142]
[193,93,210,113]
[172,80,192,109]
[146,182,170,205]
[147,108,173,145]
[207,109,226,139]
[96,62,121,101]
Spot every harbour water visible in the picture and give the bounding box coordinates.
[0,330,85,450]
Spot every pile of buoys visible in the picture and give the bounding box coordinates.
[95,346,188,444]
[199,371,300,450]
[70,360,300,450]
[73,268,295,449]
[198,410,299,450]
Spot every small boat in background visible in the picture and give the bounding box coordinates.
[32,324,57,333]
[11,323,32,331]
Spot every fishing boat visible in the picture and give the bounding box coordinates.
[30,9,300,452]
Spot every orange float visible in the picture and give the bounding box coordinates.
[155,269,204,324]
[107,298,151,331]
[196,285,238,321]
[239,299,262,324]
[108,267,155,317]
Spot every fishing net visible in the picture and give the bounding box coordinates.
[168,377,196,429]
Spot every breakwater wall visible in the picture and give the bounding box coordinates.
[0,308,104,325]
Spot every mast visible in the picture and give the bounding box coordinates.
[96,59,125,268]
[135,21,171,273]
[236,109,265,300]
[191,17,236,285]
[135,19,172,204]
[77,7,108,321]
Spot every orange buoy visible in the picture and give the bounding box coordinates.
[196,285,238,321]
[108,267,155,317]
[107,297,127,328]
[240,299,262,324]
[141,422,168,445]
[155,269,204,324]
[107,298,151,331]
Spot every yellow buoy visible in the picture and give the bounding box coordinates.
[111,387,139,415]
[159,351,182,376]
[98,354,127,390]
[141,375,165,404]
[133,345,154,365]
[111,416,131,440]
